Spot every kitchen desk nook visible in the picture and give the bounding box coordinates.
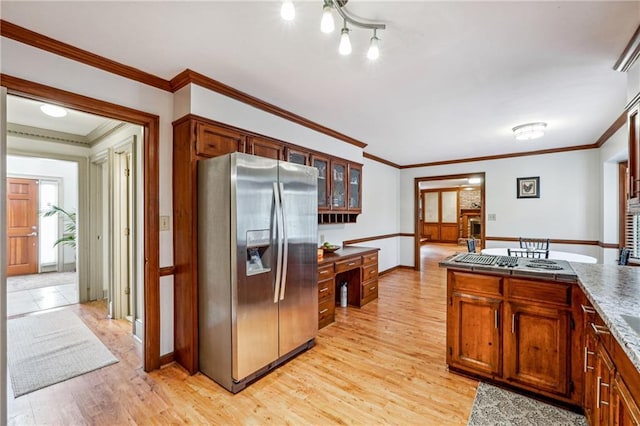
[440,253,640,424]
[317,246,379,329]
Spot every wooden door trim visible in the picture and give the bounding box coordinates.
[1,74,161,371]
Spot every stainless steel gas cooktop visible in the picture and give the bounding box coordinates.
[451,253,577,279]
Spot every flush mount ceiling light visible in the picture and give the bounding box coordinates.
[40,104,67,118]
[282,0,386,60]
[468,177,482,184]
[512,122,547,140]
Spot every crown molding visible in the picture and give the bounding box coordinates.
[363,152,401,168]
[614,25,640,72]
[7,122,89,146]
[0,20,172,91]
[170,69,367,149]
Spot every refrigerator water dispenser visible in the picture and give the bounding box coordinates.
[246,229,272,275]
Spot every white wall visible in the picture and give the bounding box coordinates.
[399,149,602,266]
[187,84,402,271]
[2,38,175,355]
[627,59,639,104]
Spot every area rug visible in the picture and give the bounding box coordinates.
[7,309,118,397]
[467,382,587,426]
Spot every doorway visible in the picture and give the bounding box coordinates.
[414,173,486,271]
[6,157,80,317]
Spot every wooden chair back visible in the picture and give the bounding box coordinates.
[508,248,549,259]
[519,238,550,251]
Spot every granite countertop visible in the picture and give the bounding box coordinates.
[571,263,640,373]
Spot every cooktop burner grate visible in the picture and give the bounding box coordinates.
[529,259,558,265]
[525,263,564,270]
[455,254,496,265]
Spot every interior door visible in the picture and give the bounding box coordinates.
[6,177,39,276]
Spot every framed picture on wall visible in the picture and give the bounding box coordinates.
[517,176,540,199]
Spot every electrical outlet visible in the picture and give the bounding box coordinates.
[160,215,170,231]
[488,213,496,221]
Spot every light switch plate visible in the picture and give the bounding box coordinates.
[488,213,496,221]
[160,215,170,231]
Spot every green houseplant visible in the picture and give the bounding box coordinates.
[42,205,76,249]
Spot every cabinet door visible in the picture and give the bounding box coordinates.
[594,343,616,426]
[584,317,598,424]
[330,159,348,211]
[504,303,570,396]
[195,122,244,158]
[248,136,284,160]
[311,155,330,211]
[612,374,640,426]
[285,147,309,165]
[347,163,362,212]
[448,293,502,376]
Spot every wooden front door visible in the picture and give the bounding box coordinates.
[7,177,39,276]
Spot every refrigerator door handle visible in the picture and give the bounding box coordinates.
[278,182,289,300]
[273,182,283,304]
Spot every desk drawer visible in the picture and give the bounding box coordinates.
[361,279,378,300]
[318,263,334,281]
[318,298,335,328]
[318,277,335,301]
[362,252,378,266]
[335,257,362,273]
[362,263,378,281]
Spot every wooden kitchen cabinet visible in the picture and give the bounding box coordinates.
[311,154,330,210]
[581,295,640,426]
[247,135,284,160]
[311,153,363,222]
[504,302,571,396]
[446,270,580,405]
[330,159,348,211]
[348,163,362,213]
[285,147,309,165]
[195,121,245,157]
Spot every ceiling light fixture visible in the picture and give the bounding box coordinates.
[280,0,295,21]
[468,177,482,184]
[283,0,386,60]
[40,104,67,118]
[338,21,352,55]
[512,122,547,140]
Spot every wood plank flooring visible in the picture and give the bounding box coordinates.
[7,243,477,425]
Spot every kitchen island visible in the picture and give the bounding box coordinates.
[440,253,640,423]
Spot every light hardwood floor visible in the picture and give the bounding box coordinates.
[7,243,477,425]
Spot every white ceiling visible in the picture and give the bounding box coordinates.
[2,1,638,166]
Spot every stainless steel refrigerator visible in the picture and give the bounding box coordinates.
[198,152,318,393]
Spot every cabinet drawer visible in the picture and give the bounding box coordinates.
[507,278,571,307]
[362,252,378,266]
[318,263,334,281]
[318,298,335,328]
[362,279,378,300]
[335,256,362,273]
[318,277,335,301]
[450,271,503,296]
[362,263,378,282]
[195,123,243,157]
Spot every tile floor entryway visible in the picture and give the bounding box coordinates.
[7,272,78,317]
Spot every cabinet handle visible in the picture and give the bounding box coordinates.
[591,323,610,335]
[319,287,329,293]
[511,314,516,334]
[319,308,328,314]
[347,262,355,266]
[369,270,375,275]
[581,304,596,314]
[320,270,329,275]
[596,376,610,407]
[370,286,375,290]
[494,310,499,329]
[584,346,595,372]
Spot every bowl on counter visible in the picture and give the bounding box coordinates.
[321,245,341,253]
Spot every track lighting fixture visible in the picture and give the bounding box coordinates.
[281,0,386,60]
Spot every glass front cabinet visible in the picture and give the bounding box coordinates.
[331,159,348,211]
[348,163,362,213]
[312,155,330,210]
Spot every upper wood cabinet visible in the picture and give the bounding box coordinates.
[195,122,245,158]
[330,159,348,211]
[247,136,284,160]
[628,104,640,211]
[285,147,309,165]
[311,154,330,210]
[348,163,362,213]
